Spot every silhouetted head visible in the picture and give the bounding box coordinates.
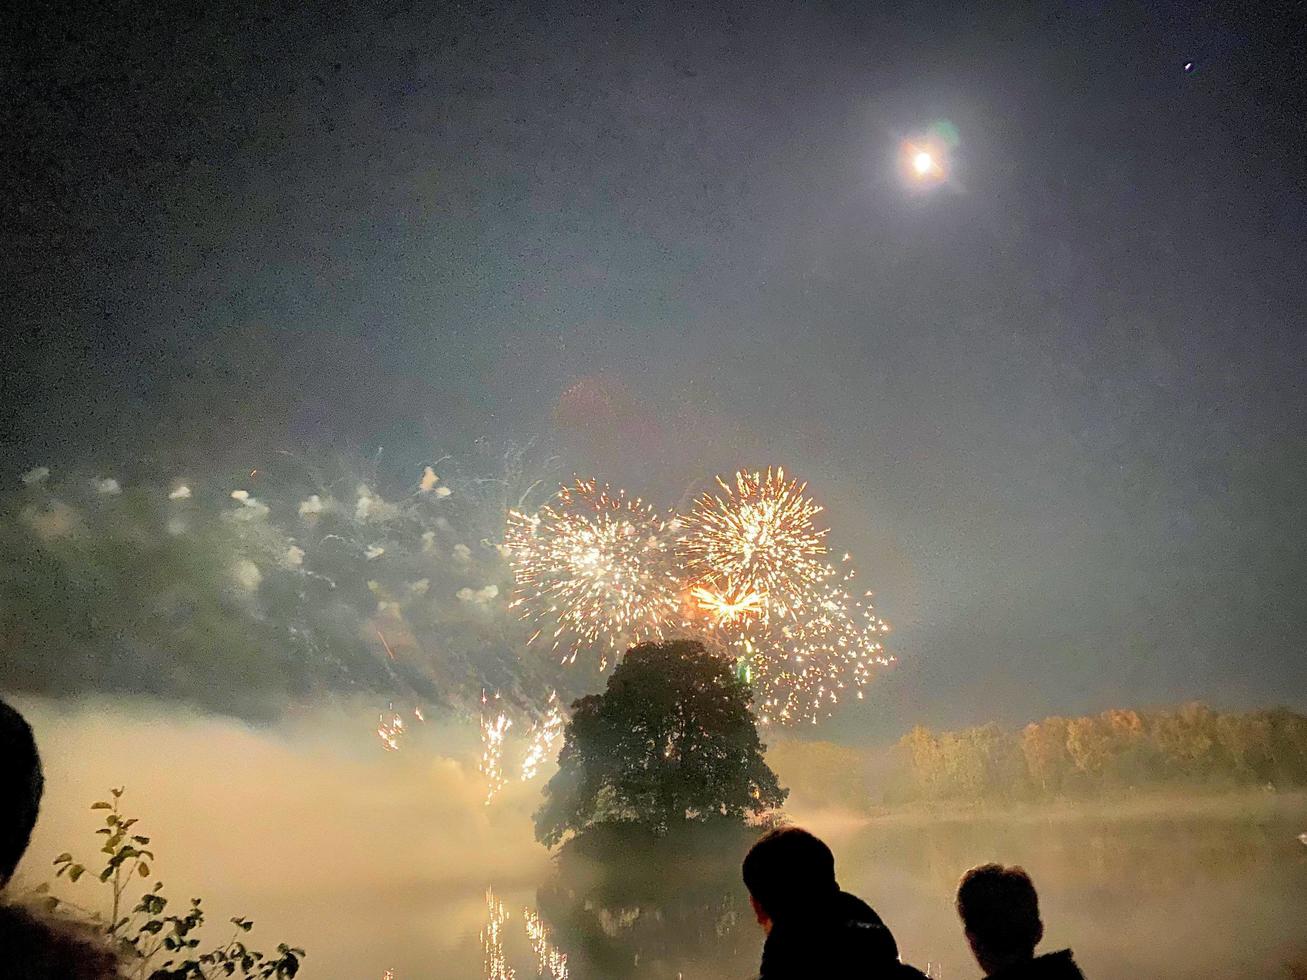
[956,863,1044,974]
[0,698,44,888]
[742,826,839,928]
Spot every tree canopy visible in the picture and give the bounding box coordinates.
[534,640,786,846]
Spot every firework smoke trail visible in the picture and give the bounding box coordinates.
[505,478,682,669]
[679,467,828,625]
[480,692,512,804]
[520,691,566,782]
[481,889,515,980]
[524,907,569,980]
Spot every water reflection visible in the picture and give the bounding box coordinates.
[524,907,569,980]
[481,888,514,980]
[532,822,760,979]
[475,797,1307,978]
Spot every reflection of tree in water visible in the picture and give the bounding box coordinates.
[536,822,763,978]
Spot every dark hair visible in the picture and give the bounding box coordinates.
[742,826,838,922]
[0,698,44,887]
[956,864,1043,957]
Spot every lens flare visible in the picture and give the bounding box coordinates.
[505,478,682,667]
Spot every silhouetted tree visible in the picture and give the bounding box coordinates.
[534,640,786,846]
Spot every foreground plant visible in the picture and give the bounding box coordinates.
[43,787,303,979]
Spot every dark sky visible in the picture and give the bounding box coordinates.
[4,0,1305,738]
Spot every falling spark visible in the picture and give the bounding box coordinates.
[376,628,397,660]
[716,555,894,725]
[524,907,569,980]
[480,692,512,804]
[377,703,406,751]
[506,478,682,665]
[481,888,515,980]
[520,692,566,782]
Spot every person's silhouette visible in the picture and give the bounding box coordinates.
[743,826,927,979]
[1,697,120,977]
[956,864,1085,979]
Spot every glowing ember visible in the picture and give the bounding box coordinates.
[377,703,406,751]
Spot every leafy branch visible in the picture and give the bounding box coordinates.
[47,788,304,980]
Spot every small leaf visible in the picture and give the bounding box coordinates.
[68,865,85,882]
[91,802,111,810]
[132,835,151,845]
[138,862,151,877]
[53,852,72,864]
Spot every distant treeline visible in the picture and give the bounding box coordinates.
[895,703,1307,803]
[768,704,1307,808]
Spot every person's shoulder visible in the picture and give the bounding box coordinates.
[0,901,121,979]
[833,889,886,927]
[889,963,932,980]
[992,949,1085,980]
[1034,949,1085,979]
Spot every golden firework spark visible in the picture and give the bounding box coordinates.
[376,703,406,751]
[722,555,894,726]
[480,692,512,804]
[505,478,682,665]
[680,467,828,624]
[688,584,765,625]
[520,691,566,782]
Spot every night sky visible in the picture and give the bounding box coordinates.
[4,1,1305,739]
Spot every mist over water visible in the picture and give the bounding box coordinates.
[13,699,1306,979]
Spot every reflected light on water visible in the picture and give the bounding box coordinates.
[524,907,569,980]
[482,888,515,980]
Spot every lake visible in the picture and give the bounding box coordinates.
[16,703,1307,979]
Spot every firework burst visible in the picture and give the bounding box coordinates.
[505,479,682,667]
[680,467,828,624]
[720,555,894,725]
